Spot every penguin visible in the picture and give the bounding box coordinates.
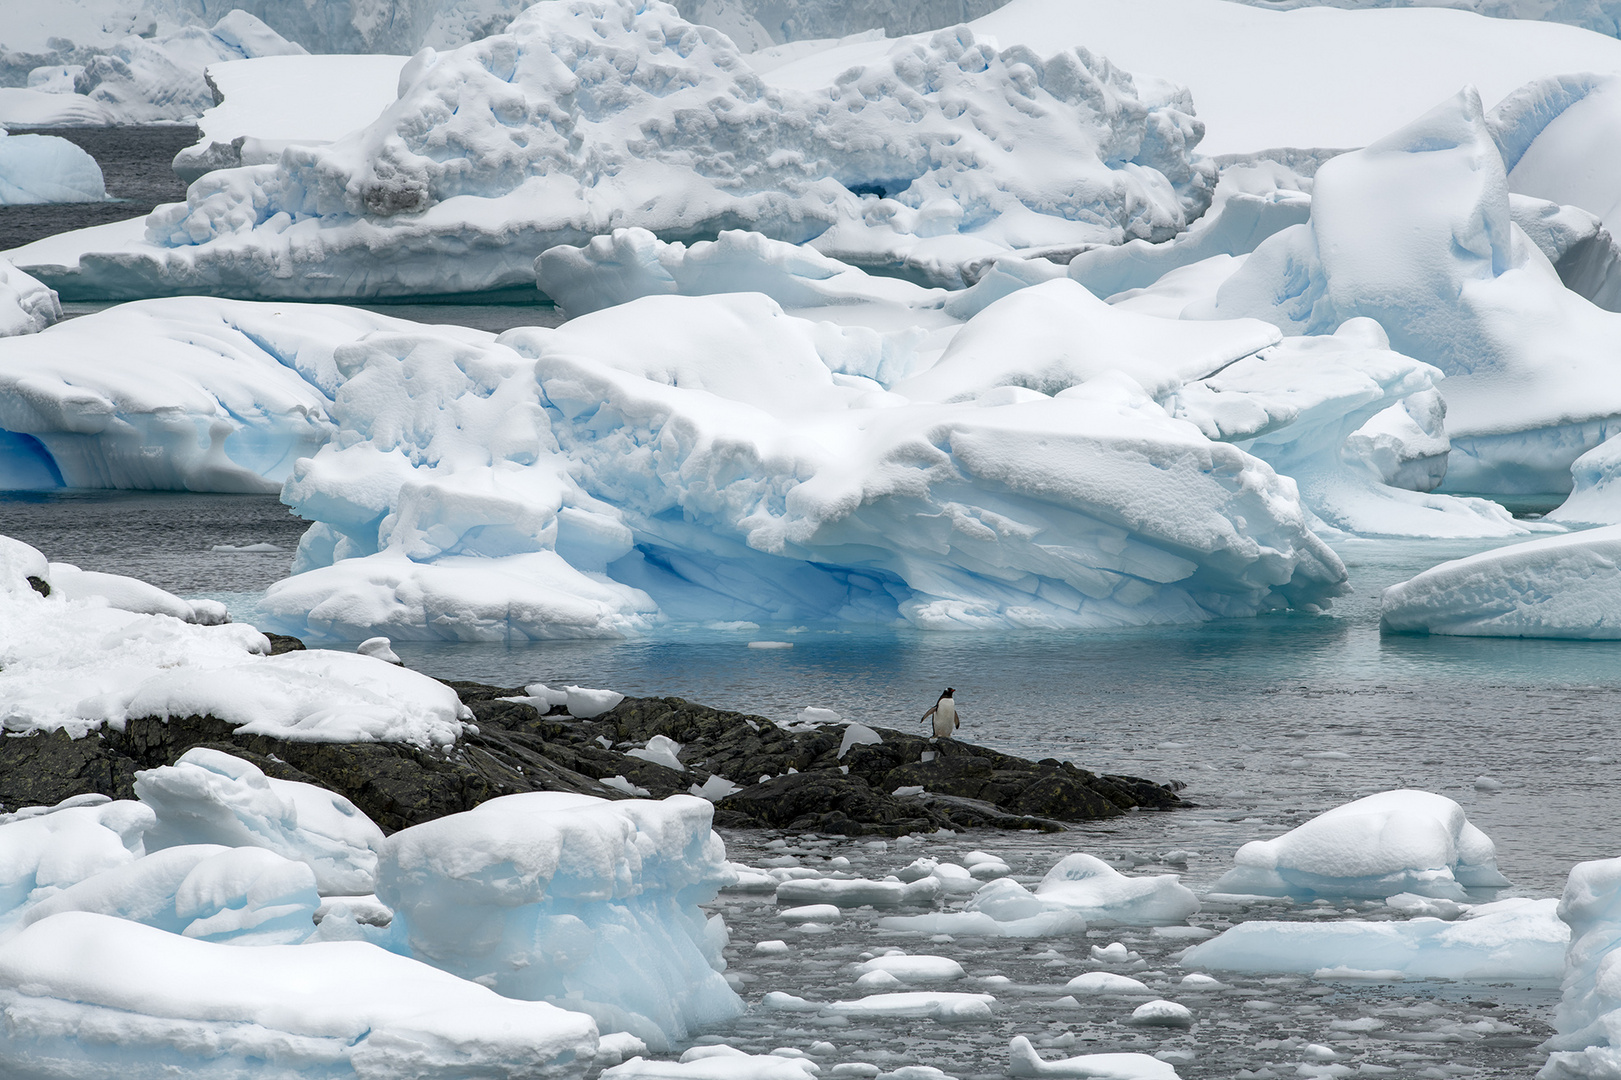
[920,688,959,740]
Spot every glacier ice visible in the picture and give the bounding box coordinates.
[375,791,742,1050]
[1182,897,1567,981]
[1540,856,1621,1078]
[1,533,472,744]
[0,910,600,1080]
[12,0,1214,299]
[1211,789,1509,900]
[133,747,385,895]
[0,130,105,204]
[1204,86,1621,503]
[252,290,1349,638]
[1381,525,1621,638]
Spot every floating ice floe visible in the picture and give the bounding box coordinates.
[0,130,105,204]
[777,876,943,909]
[856,954,966,983]
[1033,854,1199,925]
[10,0,1214,299]
[0,910,599,1080]
[376,791,741,1050]
[766,990,995,1021]
[606,1046,820,1080]
[1381,527,1621,638]
[1213,790,1509,900]
[0,533,471,744]
[1182,897,1567,981]
[1008,1035,1180,1080]
[1065,971,1152,995]
[1540,856,1621,1077]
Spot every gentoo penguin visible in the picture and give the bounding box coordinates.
[920,688,959,740]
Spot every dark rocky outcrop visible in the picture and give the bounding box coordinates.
[0,665,1184,837]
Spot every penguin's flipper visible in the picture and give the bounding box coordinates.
[920,704,939,725]
[954,715,960,730]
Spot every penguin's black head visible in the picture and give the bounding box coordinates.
[943,687,955,697]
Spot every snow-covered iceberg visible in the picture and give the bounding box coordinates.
[1541,856,1621,1078]
[1381,526,1621,638]
[1183,897,1566,981]
[1212,790,1509,900]
[0,910,600,1080]
[10,0,1214,299]
[0,131,105,204]
[257,289,1348,638]
[376,791,742,1050]
[1205,87,1621,504]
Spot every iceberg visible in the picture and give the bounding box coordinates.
[1030,854,1199,925]
[1541,856,1621,1078]
[133,748,386,896]
[1182,898,1567,981]
[1211,789,1509,900]
[256,290,1347,638]
[1381,525,1621,638]
[10,0,1214,299]
[0,910,599,1080]
[0,257,60,342]
[1205,87,1621,505]
[375,791,743,1050]
[0,130,105,204]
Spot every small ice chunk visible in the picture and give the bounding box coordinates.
[896,858,938,883]
[749,642,794,650]
[838,724,882,759]
[780,904,842,924]
[1475,776,1504,792]
[524,683,571,709]
[1385,892,1464,919]
[893,786,925,797]
[777,877,942,909]
[1036,854,1199,925]
[356,636,401,665]
[1090,942,1140,964]
[856,970,904,990]
[755,940,791,954]
[1128,1000,1193,1028]
[797,707,842,726]
[824,992,995,1021]
[690,775,743,801]
[1064,972,1151,995]
[1177,973,1226,990]
[565,685,625,718]
[598,1031,651,1066]
[601,776,653,798]
[855,955,965,983]
[606,1050,821,1080]
[1008,1035,1180,1079]
[627,734,685,772]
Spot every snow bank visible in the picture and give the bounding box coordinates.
[14,0,1213,299]
[376,791,742,1050]
[1213,790,1509,900]
[174,54,411,183]
[134,748,385,895]
[1541,857,1621,1077]
[1206,87,1621,503]
[0,258,60,342]
[1381,526,1621,638]
[0,911,599,1080]
[0,533,472,744]
[257,290,1347,638]
[0,132,105,204]
[1183,898,1566,981]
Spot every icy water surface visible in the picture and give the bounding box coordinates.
[6,491,1616,1076]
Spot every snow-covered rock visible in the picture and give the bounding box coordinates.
[0,533,472,744]
[47,562,228,624]
[1183,897,1567,981]
[0,131,105,204]
[375,791,742,1050]
[1212,790,1509,899]
[12,0,1214,299]
[1205,87,1621,503]
[0,910,599,1079]
[1381,526,1621,638]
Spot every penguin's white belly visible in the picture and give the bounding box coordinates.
[933,700,957,739]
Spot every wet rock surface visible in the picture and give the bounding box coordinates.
[0,661,1182,834]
